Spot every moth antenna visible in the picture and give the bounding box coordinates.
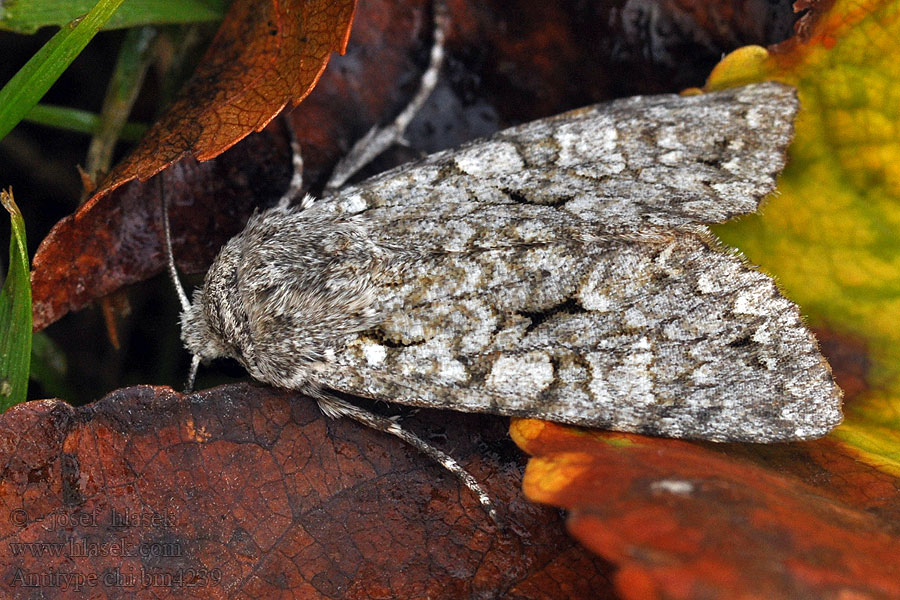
[159,178,201,393]
[160,178,191,314]
[315,393,500,524]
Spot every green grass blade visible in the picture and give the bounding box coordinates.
[0,190,32,411]
[86,26,157,170]
[0,0,128,142]
[0,0,227,34]
[24,103,148,141]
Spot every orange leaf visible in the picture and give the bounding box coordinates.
[513,419,900,600]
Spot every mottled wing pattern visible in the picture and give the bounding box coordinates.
[316,232,840,442]
[310,82,842,442]
[319,83,798,233]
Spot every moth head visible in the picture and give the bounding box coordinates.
[173,296,210,392]
[179,291,229,364]
[175,240,256,391]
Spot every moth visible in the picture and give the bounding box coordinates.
[167,82,841,513]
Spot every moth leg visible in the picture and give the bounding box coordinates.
[313,393,499,523]
[276,115,306,209]
[325,0,449,190]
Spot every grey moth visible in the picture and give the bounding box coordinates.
[176,82,842,444]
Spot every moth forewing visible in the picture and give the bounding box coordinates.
[182,81,842,445]
[316,228,840,442]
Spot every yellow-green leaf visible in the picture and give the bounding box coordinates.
[707,0,900,473]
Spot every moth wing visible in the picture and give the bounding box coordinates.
[311,81,840,442]
[314,231,841,442]
[321,82,799,234]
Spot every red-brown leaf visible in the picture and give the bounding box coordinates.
[29,0,354,332]
[0,384,615,598]
[96,0,356,200]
